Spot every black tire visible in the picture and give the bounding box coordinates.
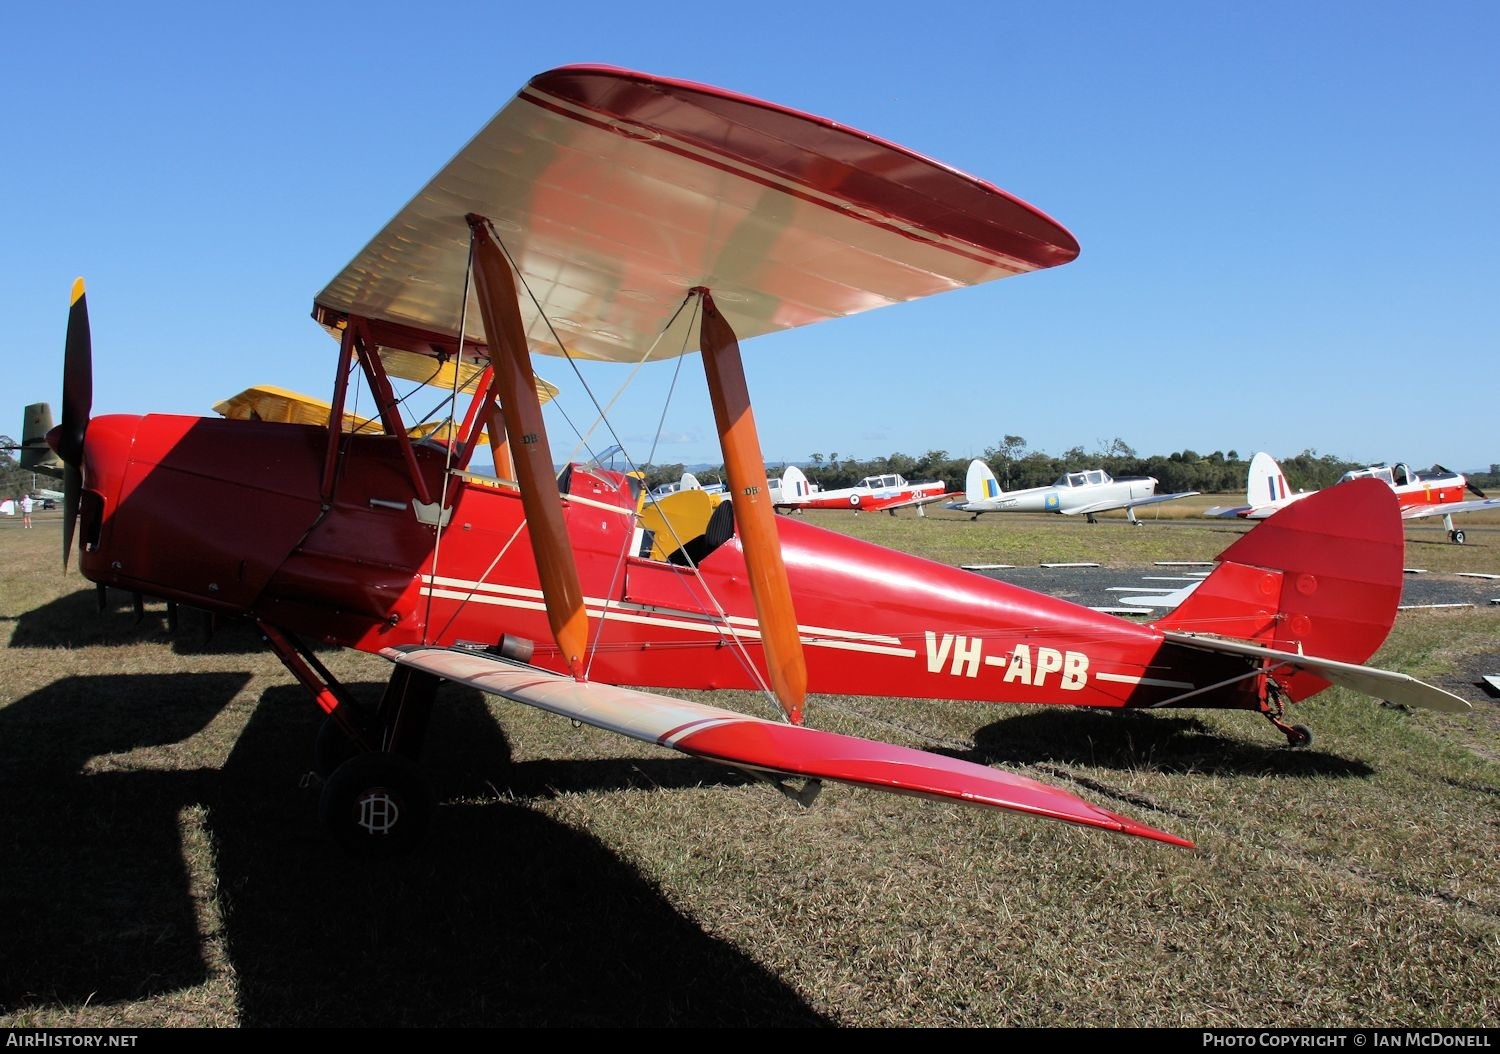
[1451,529,1466,544]
[1289,724,1314,749]
[319,751,434,858]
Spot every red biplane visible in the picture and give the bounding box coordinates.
[50,65,1468,856]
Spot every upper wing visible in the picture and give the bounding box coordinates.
[1157,630,1471,713]
[314,65,1079,366]
[382,644,1191,847]
[1064,490,1200,518]
[1400,497,1500,520]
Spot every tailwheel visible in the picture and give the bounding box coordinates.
[1265,713,1313,748]
[1260,674,1311,747]
[319,751,434,858]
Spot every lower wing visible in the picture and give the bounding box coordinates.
[1064,491,1200,517]
[381,644,1192,846]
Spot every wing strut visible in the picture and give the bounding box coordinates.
[320,324,356,503]
[697,290,808,725]
[467,215,588,680]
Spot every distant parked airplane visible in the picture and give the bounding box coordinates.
[769,465,953,516]
[948,459,1198,524]
[1207,453,1500,543]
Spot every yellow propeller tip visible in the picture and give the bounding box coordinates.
[70,277,86,304]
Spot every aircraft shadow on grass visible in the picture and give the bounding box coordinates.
[10,587,314,656]
[0,673,246,1011]
[959,708,1375,781]
[8,584,348,659]
[0,674,825,1026]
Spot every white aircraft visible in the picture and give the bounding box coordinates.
[948,459,1198,523]
[1204,452,1311,520]
[1207,452,1500,543]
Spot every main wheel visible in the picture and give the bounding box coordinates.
[319,751,434,858]
[1451,529,1466,544]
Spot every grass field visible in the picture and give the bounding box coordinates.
[1,502,1497,1027]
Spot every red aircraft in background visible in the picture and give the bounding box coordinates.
[48,65,1467,857]
[1208,452,1499,543]
[769,466,954,516]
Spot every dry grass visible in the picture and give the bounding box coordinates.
[1,506,1496,1027]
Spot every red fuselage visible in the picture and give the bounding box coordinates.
[77,414,1262,713]
[782,478,947,513]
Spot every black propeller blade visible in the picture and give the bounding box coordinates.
[59,277,92,570]
[62,462,82,571]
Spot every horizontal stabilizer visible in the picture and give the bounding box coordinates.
[382,645,1192,846]
[1159,631,1470,712]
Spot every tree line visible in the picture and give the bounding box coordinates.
[640,436,1500,496]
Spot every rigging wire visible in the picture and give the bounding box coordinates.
[423,239,478,645]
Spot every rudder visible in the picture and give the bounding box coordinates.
[965,459,1002,503]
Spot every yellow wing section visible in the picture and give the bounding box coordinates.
[212,385,382,433]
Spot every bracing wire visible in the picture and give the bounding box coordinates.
[423,239,478,645]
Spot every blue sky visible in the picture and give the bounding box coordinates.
[4,2,1496,473]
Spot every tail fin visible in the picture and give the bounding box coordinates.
[1246,451,1291,506]
[965,459,1002,503]
[20,402,63,475]
[781,465,812,500]
[1153,478,1403,700]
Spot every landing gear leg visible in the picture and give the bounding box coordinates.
[258,621,441,856]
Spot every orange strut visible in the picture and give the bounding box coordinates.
[698,291,808,725]
[468,217,588,679]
